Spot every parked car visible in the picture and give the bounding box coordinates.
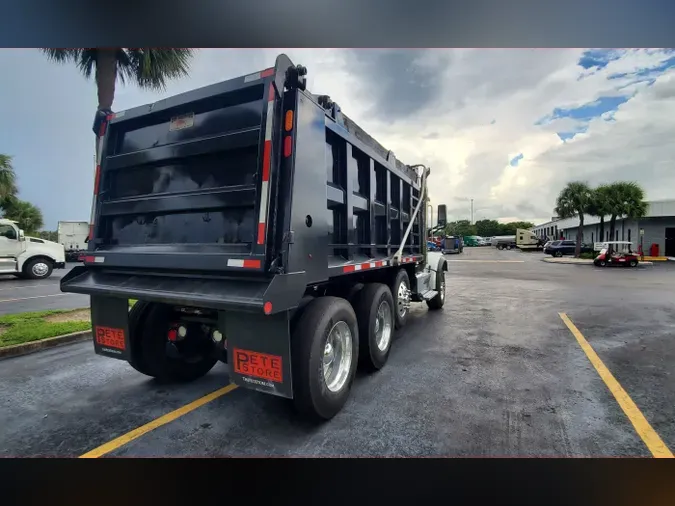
[546,240,593,257]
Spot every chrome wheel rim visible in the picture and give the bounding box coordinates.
[32,262,49,277]
[323,321,353,393]
[375,300,393,351]
[397,280,410,318]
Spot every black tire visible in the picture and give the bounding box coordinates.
[554,251,563,258]
[127,300,154,376]
[497,244,503,250]
[629,260,638,267]
[134,303,217,382]
[22,257,53,280]
[353,283,395,371]
[389,268,411,329]
[599,260,607,267]
[291,296,359,420]
[427,269,446,310]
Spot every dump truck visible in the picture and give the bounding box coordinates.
[61,54,447,421]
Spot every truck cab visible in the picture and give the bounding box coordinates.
[515,228,544,250]
[0,219,66,279]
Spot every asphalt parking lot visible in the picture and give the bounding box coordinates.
[1,248,673,457]
[0,263,88,315]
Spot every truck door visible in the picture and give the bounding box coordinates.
[0,224,24,272]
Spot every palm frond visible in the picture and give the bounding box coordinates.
[0,154,18,199]
[121,48,194,91]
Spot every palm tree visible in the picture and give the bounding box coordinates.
[0,153,18,205]
[605,182,648,241]
[41,49,194,113]
[588,185,612,243]
[555,181,593,257]
[2,198,44,234]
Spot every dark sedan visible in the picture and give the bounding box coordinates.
[545,240,593,257]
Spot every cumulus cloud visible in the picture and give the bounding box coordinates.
[1,48,674,228]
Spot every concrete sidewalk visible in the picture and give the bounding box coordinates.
[543,257,653,266]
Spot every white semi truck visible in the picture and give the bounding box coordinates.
[57,221,89,262]
[0,218,66,279]
[493,229,544,250]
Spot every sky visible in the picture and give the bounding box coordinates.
[1,48,674,230]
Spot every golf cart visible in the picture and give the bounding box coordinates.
[594,241,640,268]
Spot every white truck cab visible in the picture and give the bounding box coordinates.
[0,218,66,279]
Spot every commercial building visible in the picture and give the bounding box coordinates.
[532,199,675,257]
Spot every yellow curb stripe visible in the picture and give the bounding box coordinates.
[559,313,673,458]
[79,383,238,458]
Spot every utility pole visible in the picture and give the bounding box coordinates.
[470,199,474,225]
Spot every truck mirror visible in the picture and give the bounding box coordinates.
[437,205,447,227]
[18,229,25,240]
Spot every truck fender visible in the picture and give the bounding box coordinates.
[17,253,57,272]
[426,252,447,289]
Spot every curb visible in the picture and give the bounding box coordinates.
[0,330,92,360]
[542,257,653,266]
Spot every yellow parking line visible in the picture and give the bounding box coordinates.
[79,383,238,458]
[559,313,673,458]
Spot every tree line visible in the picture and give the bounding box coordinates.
[555,181,648,257]
[440,219,535,238]
[0,154,44,234]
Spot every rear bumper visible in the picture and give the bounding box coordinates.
[60,266,307,315]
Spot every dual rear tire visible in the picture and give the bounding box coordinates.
[127,302,218,382]
[292,283,397,420]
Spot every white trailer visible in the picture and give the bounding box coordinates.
[57,221,89,261]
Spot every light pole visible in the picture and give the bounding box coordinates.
[470,199,474,224]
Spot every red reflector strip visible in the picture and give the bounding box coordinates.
[283,136,292,157]
[168,329,178,342]
[261,141,271,182]
[93,165,101,195]
[227,259,262,269]
[261,68,274,78]
[257,222,266,245]
[342,260,390,273]
[83,255,95,263]
[257,86,275,247]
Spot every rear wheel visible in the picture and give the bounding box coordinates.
[554,251,563,258]
[291,297,359,420]
[353,283,395,371]
[132,303,217,382]
[629,260,638,267]
[389,269,411,329]
[426,269,446,310]
[497,244,503,250]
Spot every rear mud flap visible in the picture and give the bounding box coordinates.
[90,296,131,361]
[222,310,293,399]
